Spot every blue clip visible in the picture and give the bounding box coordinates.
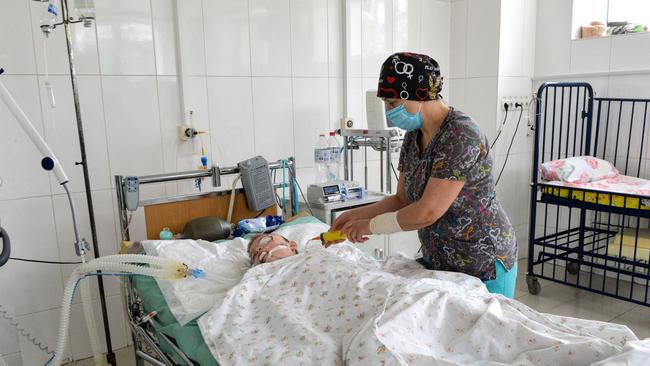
[48,3,58,17]
[190,268,205,279]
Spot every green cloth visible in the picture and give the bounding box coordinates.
[132,274,219,366]
[130,216,324,365]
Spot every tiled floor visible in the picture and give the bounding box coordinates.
[73,258,650,365]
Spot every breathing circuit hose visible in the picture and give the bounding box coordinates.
[0,225,10,268]
[80,277,104,366]
[50,254,188,366]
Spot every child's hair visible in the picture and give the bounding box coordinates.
[247,234,263,255]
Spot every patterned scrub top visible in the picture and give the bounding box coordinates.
[398,107,517,280]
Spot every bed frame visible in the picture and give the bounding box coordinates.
[527,82,650,307]
[115,158,298,366]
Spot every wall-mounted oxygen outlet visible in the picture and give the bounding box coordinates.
[341,117,356,130]
[179,124,198,141]
[501,96,530,111]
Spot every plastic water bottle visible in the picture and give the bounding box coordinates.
[327,132,341,181]
[314,134,330,183]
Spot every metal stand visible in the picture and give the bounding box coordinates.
[46,1,116,364]
[340,129,403,194]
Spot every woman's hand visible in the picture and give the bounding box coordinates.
[331,210,359,232]
[342,219,371,243]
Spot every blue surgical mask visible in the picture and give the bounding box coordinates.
[385,102,422,131]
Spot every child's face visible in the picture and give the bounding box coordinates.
[248,234,298,266]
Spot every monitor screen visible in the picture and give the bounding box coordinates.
[322,185,340,195]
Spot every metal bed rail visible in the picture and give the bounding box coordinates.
[116,158,298,242]
[537,183,650,218]
[592,97,650,177]
[527,82,650,307]
[124,277,179,366]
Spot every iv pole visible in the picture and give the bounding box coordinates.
[43,0,116,364]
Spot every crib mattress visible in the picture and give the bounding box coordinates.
[541,175,650,210]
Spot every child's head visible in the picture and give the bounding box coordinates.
[248,234,298,266]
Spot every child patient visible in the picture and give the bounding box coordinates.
[247,234,299,266]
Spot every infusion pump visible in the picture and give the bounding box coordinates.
[307,180,364,204]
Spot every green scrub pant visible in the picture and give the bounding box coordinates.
[483,261,518,298]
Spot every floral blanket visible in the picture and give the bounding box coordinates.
[198,244,650,365]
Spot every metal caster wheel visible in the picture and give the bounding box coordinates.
[567,262,580,275]
[526,275,542,295]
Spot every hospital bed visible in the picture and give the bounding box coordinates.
[114,154,649,365]
[116,158,298,366]
[527,81,650,306]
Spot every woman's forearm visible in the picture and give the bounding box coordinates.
[396,201,440,231]
[393,177,463,232]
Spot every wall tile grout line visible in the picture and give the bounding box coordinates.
[288,0,296,162]
[198,0,215,173]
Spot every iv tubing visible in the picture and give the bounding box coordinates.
[42,32,56,108]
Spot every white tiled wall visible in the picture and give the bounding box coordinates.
[0,0,445,364]
[534,0,572,78]
[347,0,451,130]
[449,0,537,259]
[530,0,650,257]
[536,0,650,78]
[448,0,502,135]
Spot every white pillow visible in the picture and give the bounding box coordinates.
[272,221,330,251]
[540,156,619,183]
[142,238,250,325]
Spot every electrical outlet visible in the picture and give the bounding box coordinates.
[501,96,530,111]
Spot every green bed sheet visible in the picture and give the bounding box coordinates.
[131,215,324,365]
[132,274,219,366]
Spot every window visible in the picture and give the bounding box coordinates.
[572,0,649,39]
[607,0,650,27]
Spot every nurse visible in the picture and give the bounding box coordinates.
[332,52,518,298]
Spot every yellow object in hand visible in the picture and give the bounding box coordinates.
[312,230,347,243]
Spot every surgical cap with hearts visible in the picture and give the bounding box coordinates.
[377,52,443,101]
